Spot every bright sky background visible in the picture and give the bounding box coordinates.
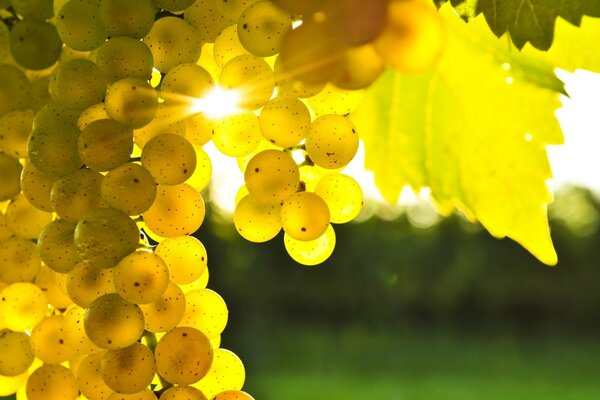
[207,69,600,216]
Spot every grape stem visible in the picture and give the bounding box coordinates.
[143,331,173,395]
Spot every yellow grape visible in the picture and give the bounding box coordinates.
[50,168,105,222]
[37,219,80,273]
[101,342,155,394]
[284,224,336,266]
[74,207,140,269]
[140,282,186,333]
[374,0,446,73]
[0,110,34,158]
[9,20,62,70]
[244,149,299,203]
[280,191,330,241]
[187,146,212,191]
[193,348,245,399]
[101,163,157,216]
[185,113,212,147]
[237,1,292,57]
[143,184,205,237]
[160,386,207,400]
[141,134,197,185]
[66,261,115,308]
[233,194,281,243]
[0,237,41,283]
[5,193,52,239]
[105,78,159,129]
[26,364,79,400]
[34,264,73,309]
[305,114,359,169]
[331,44,385,90]
[76,352,113,400]
[99,0,154,38]
[184,0,231,43]
[0,330,34,376]
[213,25,248,67]
[0,282,47,332]
[153,0,195,11]
[258,96,311,148]
[144,16,203,73]
[161,63,215,106]
[155,326,213,385]
[78,119,134,172]
[84,293,145,350]
[113,251,170,305]
[324,0,387,46]
[314,173,363,223]
[48,59,108,110]
[0,153,21,202]
[217,0,260,23]
[180,289,228,339]
[134,103,187,150]
[11,0,53,20]
[306,82,364,116]
[154,236,207,285]
[20,162,56,212]
[96,36,154,83]
[180,266,210,293]
[55,0,107,51]
[30,315,75,364]
[107,389,158,400]
[213,113,262,157]
[212,390,255,400]
[62,305,102,356]
[219,54,275,111]
[0,211,11,242]
[78,103,109,130]
[273,55,326,99]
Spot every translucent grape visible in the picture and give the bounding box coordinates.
[155,326,213,385]
[219,54,275,110]
[107,389,158,400]
[213,113,261,157]
[244,149,299,203]
[113,251,169,304]
[26,364,79,400]
[0,153,22,201]
[101,163,157,216]
[233,194,281,242]
[74,207,140,269]
[180,289,228,338]
[305,114,359,169]
[213,391,255,400]
[37,219,80,273]
[324,0,387,46]
[78,103,109,130]
[144,16,203,72]
[76,352,113,400]
[34,264,73,309]
[99,0,156,38]
[270,0,319,14]
[30,315,75,364]
[105,78,159,129]
[193,348,245,399]
[237,0,291,57]
[141,134,197,185]
[48,58,106,110]
[284,223,336,265]
[79,119,134,172]
[153,0,194,10]
[306,83,364,116]
[50,168,105,222]
[62,305,102,355]
[0,282,47,332]
[0,330,34,376]
[84,293,145,350]
[0,211,12,242]
[9,20,62,70]
[280,191,330,241]
[66,261,115,307]
[96,37,154,84]
[28,114,82,178]
[273,55,325,98]
[140,282,186,332]
[11,0,54,20]
[33,100,80,126]
[0,110,34,158]
[0,64,31,116]
[161,63,214,107]
[259,96,310,148]
[185,0,230,43]
[134,103,187,149]
[217,0,259,22]
[143,183,205,237]
[314,173,363,224]
[185,113,212,147]
[187,146,212,191]
[213,25,248,67]
[20,163,55,212]
[160,386,208,400]
[155,236,207,284]
[5,193,52,239]
[331,44,385,90]
[0,237,40,283]
[56,0,108,51]
[101,342,155,394]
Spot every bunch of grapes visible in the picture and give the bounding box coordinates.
[0,0,446,398]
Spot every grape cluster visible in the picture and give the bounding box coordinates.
[0,0,446,398]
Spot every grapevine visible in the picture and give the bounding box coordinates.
[0,0,449,398]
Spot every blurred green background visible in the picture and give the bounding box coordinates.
[201,186,600,400]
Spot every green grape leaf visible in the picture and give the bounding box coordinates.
[350,6,564,265]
